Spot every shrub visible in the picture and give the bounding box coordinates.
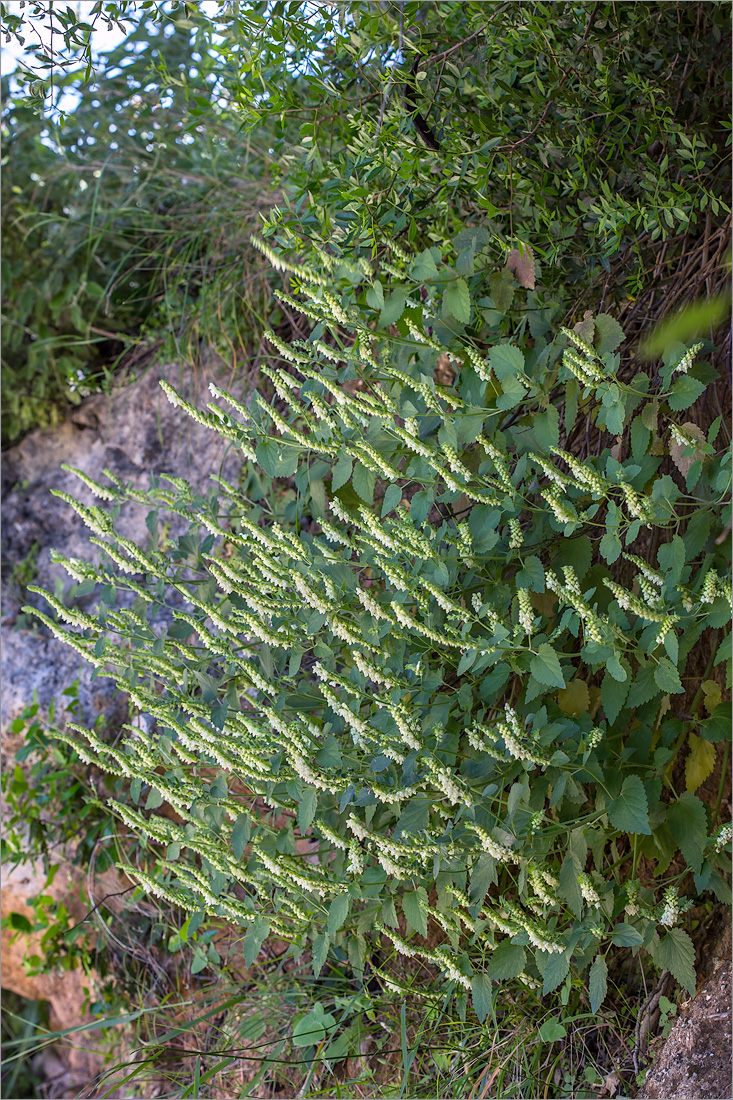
[31,225,731,1019]
[0,12,277,445]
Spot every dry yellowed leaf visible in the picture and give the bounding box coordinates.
[588,686,602,718]
[434,353,456,386]
[701,679,723,716]
[557,679,591,716]
[573,309,595,343]
[685,732,717,793]
[670,422,706,479]
[531,590,557,619]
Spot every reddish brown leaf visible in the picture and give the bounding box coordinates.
[505,244,535,289]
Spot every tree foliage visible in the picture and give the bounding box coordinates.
[2,1,729,442]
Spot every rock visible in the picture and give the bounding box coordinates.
[1,360,247,1098]
[1,859,106,1099]
[1,359,244,744]
[637,958,732,1100]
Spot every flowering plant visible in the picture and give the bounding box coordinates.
[31,229,731,1018]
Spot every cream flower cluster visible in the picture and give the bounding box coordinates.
[550,447,608,496]
[405,317,441,349]
[578,873,601,907]
[160,379,258,457]
[464,345,492,382]
[468,712,544,768]
[618,480,653,523]
[517,588,535,635]
[658,886,692,928]
[468,823,519,863]
[477,436,515,491]
[490,898,566,954]
[528,862,559,905]
[543,490,578,527]
[425,761,472,805]
[670,342,704,374]
[545,567,606,644]
[250,234,327,284]
[508,517,524,548]
[603,579,674,626]
[559,326,605,384]
[700,570,729,605]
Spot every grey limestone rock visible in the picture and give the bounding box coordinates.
[1,360,245,745]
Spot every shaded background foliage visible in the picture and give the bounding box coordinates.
[1,0,730,445]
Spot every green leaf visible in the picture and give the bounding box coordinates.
[589,954,608,1012]
[608,775,651,835]
[352,462,376,503]
[210,701,228,731]
[230,814,251,860]
[395,796,430,837]
[606,652,627,683]
[600,386,626,435]
[411,248,439,282]
[8,912,32,932]
[403,887,429,937]
[442,278,471,324]
[310,478,326,518]
[539,1018,567,1042]
[558,853,583,918]
[630,416,651,462]
[486,943,526,981]
[297,786,318,833]
[381,483,402,517]
[667,792,707,873]
[243,917,270,966]
[652,928,696,996]
[332,452,353,491]
[379,289,408,328]
[516,555,545,592]
[256,439,299,478]
[489,343,525,381]
[327,894,350,936]
[456,244,476,277]
[145,787,163,810]
[668,375,706,412]
[657,535,685,588]
[410,489,433,526]
[601,667,630,724]
[555,535,592,580]
[366,281,384,309]
[611,923,643,947]
[531,643,566,689]
[315,735,341,769]
[472,974,494,1023]
[539,950,570,995]
[191,950,208,974]
[627,662,662,708]
[700,702,733,743]
[469,853,497,906]
[312,933,330,978]
[600,531,622,564]
[293,1004,337,1047]
[489,269,515,314]
[496,374,527,410]
[594,314,625,355]
[654,658,683,694]
[531,405,560,453]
